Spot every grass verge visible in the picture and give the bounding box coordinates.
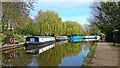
[82,42,97,67]
[13,34,25,43]
[112,43,119,47]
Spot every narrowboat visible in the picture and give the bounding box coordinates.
[55,36,68,41]
[83,36,100,40]
[83,39,97,42]
[25,36,55,45]
[83,36,97,39]
[70,36,83,43]
[82,36,101,42]
[96,36,101,40]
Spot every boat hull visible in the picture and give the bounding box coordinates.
[24,36,55,46]
[70,36,83,43]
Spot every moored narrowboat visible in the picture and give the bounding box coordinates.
[83,36,97,39]
[83,39,97,42]
[25,36,55,45]
[83,36,100,41]
[55,36,68,41]
[70,36,83,43]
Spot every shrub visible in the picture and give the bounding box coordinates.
[0,33,6,44]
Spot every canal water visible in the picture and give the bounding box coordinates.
[2,40,93,67]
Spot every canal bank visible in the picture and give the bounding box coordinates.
[82,42,97,67]
[91,42,119,66]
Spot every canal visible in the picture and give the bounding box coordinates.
[2,41,93,67]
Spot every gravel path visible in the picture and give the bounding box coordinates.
[91,42,119,66]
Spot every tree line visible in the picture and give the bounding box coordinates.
[1,2,83,36]
[35,11,83,36]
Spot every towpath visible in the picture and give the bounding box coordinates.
[91,42,119,67]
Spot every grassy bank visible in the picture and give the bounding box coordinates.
[82,42,97,67]
[13,34,25,43]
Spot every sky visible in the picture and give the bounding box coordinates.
[29,1,93,26]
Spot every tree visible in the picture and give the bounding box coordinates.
[36,10,63,36]
[36,10,83,36]
[2,1,34,34]
[83,24,90,35]
[65,21,83,36]
[90,1,120,42]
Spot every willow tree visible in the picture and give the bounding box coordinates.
[65,21,83,36]
[36,10,62,36]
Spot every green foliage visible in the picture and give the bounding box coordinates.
[36,11,62,35]
[36,11,83,36]
[13,17,35,35]
[26,22,36,35]
[13,34,25,43]
[89,24,102,35]
[2,2,83,37]
[0,33,6,43]
[65,21,83,35]
[90,2,120,42]
[2,2,34,34]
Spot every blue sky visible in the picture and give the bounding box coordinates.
[29,2,93,26]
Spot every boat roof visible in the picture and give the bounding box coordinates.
[36,36,54,38]
[26,36,54,38]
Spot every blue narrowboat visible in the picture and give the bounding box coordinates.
[25,36,55,45]
[70,36,83,43]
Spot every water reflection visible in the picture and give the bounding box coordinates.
[37,43,83,66]
[28,55,39,67]
[25,40,68,55]
[26,43,55,55]
[59,43,92,66]
[2,49,33,66]
[55,40,68,45]
[2,40,93,67]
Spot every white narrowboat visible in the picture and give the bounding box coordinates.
[25,36,55,45]
[83,36,97,39]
